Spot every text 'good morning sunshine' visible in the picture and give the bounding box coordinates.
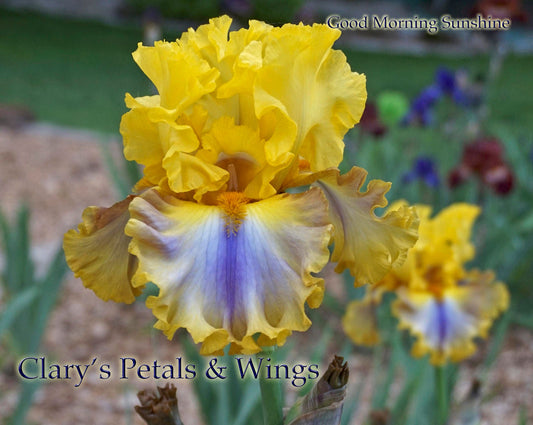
[326,14,511,34]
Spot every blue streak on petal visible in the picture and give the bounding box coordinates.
[436,301,448,348]
[209,212,301,339]
[210,225,248,340]
[226,233,237,323]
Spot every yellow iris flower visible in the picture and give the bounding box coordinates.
[343,203,509,365]
[63,16,418,356]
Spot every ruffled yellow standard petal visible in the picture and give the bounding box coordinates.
[132,40,219,110]
[392,270,509,365]
[381,203,481,293]
[120,17,368,202]
[342,289,382,346]
[254,23,367,179]
[120,37,219,187]
[426,203,480,265]
[179,16,271,126]
[198,116,292,199]
[120,94,209,187]
[125,188,332,355]
[180,15,234,68]
[413,203,480,272]
[161,116,293,203]
[63,197,142,303]
[314,167,419,286]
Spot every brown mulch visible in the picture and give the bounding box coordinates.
[0,123,531,425]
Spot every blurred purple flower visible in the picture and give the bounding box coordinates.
[402,86,441,126]
[436,67,456,95]
[403,67,474,126]
[402,156,440,188]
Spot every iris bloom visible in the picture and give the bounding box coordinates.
[448,136,514,196]
[64,16,418,356]
[402,67,469,126]
[402,156,440,188]
[343,203,509,364]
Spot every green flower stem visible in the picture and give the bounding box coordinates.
[435,365,448,425]
[257,350,283,425]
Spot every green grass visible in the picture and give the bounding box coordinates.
[0,8,148,133]
[1,8,532,134]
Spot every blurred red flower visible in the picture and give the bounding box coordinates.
[448,137,514,195]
